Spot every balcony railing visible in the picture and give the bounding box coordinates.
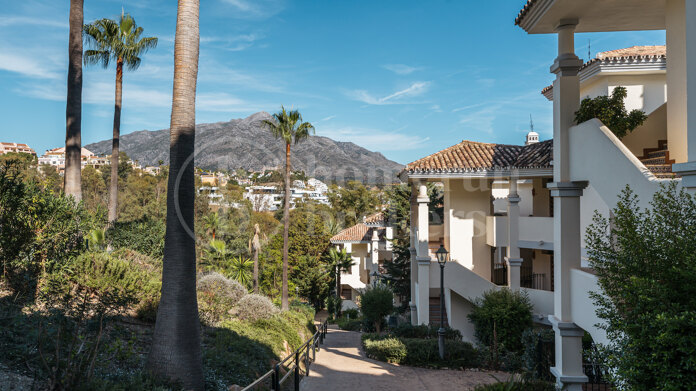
[491,263,548,291]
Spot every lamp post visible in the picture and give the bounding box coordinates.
[435,244,449,360]
[370,270,381,286]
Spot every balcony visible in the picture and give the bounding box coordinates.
[486,215,553,250]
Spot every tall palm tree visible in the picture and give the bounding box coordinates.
[250,223,261,293]
[64,0,83,201]
[83,12,158,223]
[146,0,202,389]
[263,107,314,310]
[327,247,355,304]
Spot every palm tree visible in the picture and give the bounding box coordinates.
[250,223,261,293]
[146,0,202,389]
[83,12,158,223]
[203,239,227,265]
[64,0,83,201]
[228,256,253,287]
[263,107,314,310]
[202,212,220,240]
[327,247,355,305]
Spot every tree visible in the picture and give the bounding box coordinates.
[250,223,261,293]
[586,183,696,390]
[81,165,107,213]
[295,255,331,311]
[146,0,203,388]
[64,0,83,202]
[328,181,379,226]
[360,284,394,333]
[84,12,157,223]
[263,107,315,310]
[575,86,648,139]
[203,212,220,240]
[326,247,355,306]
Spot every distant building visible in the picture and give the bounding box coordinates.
[0,142,36,156]
[38,147,109,172]
[243,180,330,212]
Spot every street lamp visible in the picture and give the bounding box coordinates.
[435,244,449,359]
[370,270,381,286]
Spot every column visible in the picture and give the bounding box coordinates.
[506,173,523,290]
[409,182,418,325]
[370,228,379,276]
[547,20,588,391]
[416,181,431,326]
[671,0,696,187]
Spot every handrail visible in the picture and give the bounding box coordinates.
[241,319,328,391]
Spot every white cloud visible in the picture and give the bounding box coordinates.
[200,33,261,51]
[319,126,429,152]
[18,80,172,108]
[348,81,431,105]
[0,51,62,79]
[383,64,422,75]
[197,92,267,113]
[0,15,67,28]
[222,0,285,19]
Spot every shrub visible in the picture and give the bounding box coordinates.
[360,284,394,332]
[575,86,647,139]
[197,273,247,325]
[468,288,533,356]
[232,293,279,322]
[106,217,165,258]
[326,295,342,318]
[390,323,462,341]
[363,338,406,363]
[343,308,359,319]
[473,379,555,391]
[336,317,362,331]
[521,328,554,381]
[363,336,478,368]
[586,183,696,389]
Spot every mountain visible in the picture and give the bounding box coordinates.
[85,112,404,184]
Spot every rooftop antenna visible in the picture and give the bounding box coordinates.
[588,39,591,61]
[529,114,534,132]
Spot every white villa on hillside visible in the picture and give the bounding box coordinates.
[404,1,696,389]
[330,213,393,309]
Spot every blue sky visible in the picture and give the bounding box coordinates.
[0,1,665,164]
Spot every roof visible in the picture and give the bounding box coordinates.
[363,212,385,226]
[404,139,552,175]
[542,45,666,97]
[330,223,385,243]
[515,0,538,26]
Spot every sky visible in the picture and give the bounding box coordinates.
[0,0,665,165]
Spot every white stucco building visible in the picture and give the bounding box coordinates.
[403,1,696,389]
[329,213,394,309]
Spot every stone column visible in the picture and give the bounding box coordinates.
[506,173,523,290]
[672,0,696,187]
[547,19,588,391]
[409,182,418,325]
[370,228,379,276]
[416,181,431,325]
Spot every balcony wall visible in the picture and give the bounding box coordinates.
[486,216,554,250]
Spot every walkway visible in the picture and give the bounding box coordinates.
[303,326,510,391]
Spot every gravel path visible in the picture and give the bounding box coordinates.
[303,326,511,391]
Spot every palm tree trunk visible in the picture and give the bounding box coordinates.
[282,141,291,311]
[253,248,259,293]
[146,1,203,389]
[336,267,341,299]
[64,0,83,201]
[108,59,123,223]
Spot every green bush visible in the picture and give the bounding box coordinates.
[467,288,533,355]
[521,328,554,381]
[343,308,359,319]
[336,316,362,331]
[390,323,462,341]
[363,337,406,363]
[106,217,165,258]
[197,272,248,325]
[473,379,555,391]
[575,86,647,139]
[360,284,394,332]
[586,183,696,389]
[231,293,279,322]
[362,335,478,369]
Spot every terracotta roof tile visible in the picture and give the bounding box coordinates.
[363,212,385,225]
[330,224,385,243]
[542,46,666,96]
[405,139,552,174]
[515,0,538,26]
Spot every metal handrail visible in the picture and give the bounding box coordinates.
[241,320,328,391]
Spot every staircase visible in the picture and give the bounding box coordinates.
[429,297,448,328]
[639,140,677,178]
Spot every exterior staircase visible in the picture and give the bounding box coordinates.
[639,140,677,178]
[429,297,448,328]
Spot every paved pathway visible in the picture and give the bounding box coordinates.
[303,326,511,391]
